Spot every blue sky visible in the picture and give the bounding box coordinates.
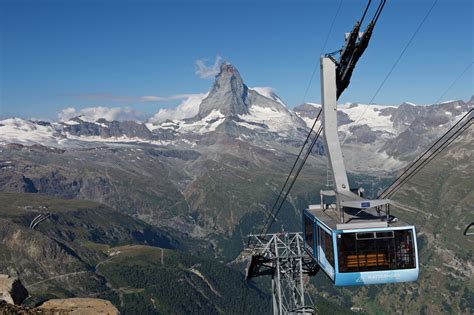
[1,0,472,120]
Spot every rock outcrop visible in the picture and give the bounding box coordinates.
[198,62,249,118]
[0,274,28,305]
[0,298,119,314]
[39,298,119,315]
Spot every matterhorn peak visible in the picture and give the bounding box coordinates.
[197,62,249,118]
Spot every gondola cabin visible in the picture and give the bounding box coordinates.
[303,204,419,286]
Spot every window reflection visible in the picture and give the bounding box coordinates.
[337,229,416,273]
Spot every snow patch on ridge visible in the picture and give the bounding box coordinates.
[239,105,294,133]
[0,118,60,146]
[250,87,286,107]
[295,114,321,129]
[339,104,396,133]
[149,110,226,134]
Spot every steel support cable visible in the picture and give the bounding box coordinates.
[386,117,473,197]
[378,108,473,198]
[301,0,343,104]
[247,121,322,314]
[387,118,472,197]
[261,126,322,235]
[256,0,343,238]
[386,122,472,199]
[262,125,324,235]
[261,1,387,235]
[383,116,473,198]
[341,0,439,146]
[258,110,322,238]
[258,117,321,233]
[240,127,323,315]
[240,1,344,312]
[379,110,472,197]
[372,0,386,24]
[261,127,322,234]
[434,61,473,105]
[360,0,373,25]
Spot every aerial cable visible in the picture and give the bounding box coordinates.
[264,126,323,234]
[336,0,387,99]
[260,123,323,235]
[372,0,386,24]
[380,111,473,198]
[379,116,472,254]
[259,118,322,235]
[369,0,437,103]
[257,0,344,236]
[378,108,472,198]
[385,119,472,197]
[242,116,322,313]
[385,117,472,197]
[262,125,324,235]
[382,118,472,198]
[387,118,472,197]
[258,111,322,236]
[340,0,438,146]
[301,0,343,104]
[241,9,343,315]
[359,0,373,25]
[262,0,389,233]
[434,61,473,105]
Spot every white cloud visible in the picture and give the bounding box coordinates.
[195,55,222,79]
[64,93,194,103]
[58,106,145,122]
[149,92,209,123]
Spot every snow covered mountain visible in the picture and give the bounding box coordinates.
[146,63,307,139]
[0,63,472,172]
[293,99,472,171]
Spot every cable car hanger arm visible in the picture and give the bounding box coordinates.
[335,0,386,99]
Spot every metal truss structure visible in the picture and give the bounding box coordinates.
[245,232,319,315]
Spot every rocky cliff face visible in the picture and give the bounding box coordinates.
[0,298,120,314]
[39,298,119,314]
[0,275,28,305]
[64,118,154,139]
[198,63,250,118]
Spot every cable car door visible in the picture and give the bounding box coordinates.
[316,222,335,280]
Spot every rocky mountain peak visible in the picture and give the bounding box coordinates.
[468,95,474,104]
[197,62,249,118]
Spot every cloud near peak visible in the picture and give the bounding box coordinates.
[64,93,196,103]
[58,92,208,124]
[58,106,146,122]
[149,92,209,123]
[195,55,222,79]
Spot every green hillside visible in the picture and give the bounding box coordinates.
[0,193,271,314]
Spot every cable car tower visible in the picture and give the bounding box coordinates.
[244,1,419,314]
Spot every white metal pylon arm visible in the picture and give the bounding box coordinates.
[320,57,351,194]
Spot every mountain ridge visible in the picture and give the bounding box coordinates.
[0,62,471,173]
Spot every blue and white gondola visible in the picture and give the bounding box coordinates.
[303,204,419,286]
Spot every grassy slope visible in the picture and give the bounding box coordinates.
[0,193,271,314]
[1,129,472,313]
[97,245,270,314]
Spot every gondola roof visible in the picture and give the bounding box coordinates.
[305,204,410,230]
